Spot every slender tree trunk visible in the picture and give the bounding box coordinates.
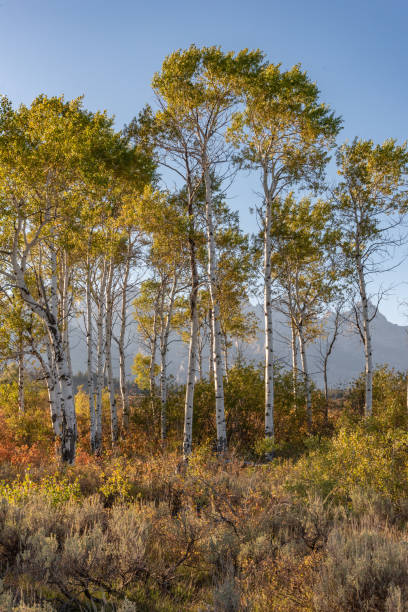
[49,327,77,463]
[291,318,298,406]
[208,309,214,381]
[203,163,227,454]
[159,350,168,444]
[183,184,199,459]
[105,259,118,446]
[118,253,130,431]
[45,341,62,438]
[49,237,64,423]
[86,255,96,452]
[37,254,76,459]
[95,260,107,454]
[263,194,274,456]
[222,334,229,382]
[32,339,62,439]
[183,299,198,459]
[323,356,329,423]
[149,308,158,420]
[12,222,76,463]
[356,253,373,416]
[160,273,178,446]
[51,244,76,456]
[17,344,24,414]
[61,251,73,384]
[298,323,312,430]
[197,329,203,382]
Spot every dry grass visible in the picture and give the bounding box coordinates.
[0,451,405,611]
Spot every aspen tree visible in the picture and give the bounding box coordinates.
[334,139,408,416]
[0,95,154,460]
[0,96,96,463]
[153,46,264,454]
[270,195,341,430]
[229,65,340,453]
[127,108,203,458]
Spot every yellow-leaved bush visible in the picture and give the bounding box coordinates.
[288,422,408,503]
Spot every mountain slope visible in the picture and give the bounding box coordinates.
[69,305,408,388]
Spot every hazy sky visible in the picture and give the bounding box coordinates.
[1,0,408,322]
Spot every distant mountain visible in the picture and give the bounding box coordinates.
[69,304,408,389]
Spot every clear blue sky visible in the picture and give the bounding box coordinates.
[1,0,408,321]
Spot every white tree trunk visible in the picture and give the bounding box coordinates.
[291,318,298,406]
[222,334,229,382]
[298,323,312,430]
[49,327,77,463]
[197,330,203,382]
[263,197,274,453]
[31,339,62,439]
[45,341,62,438]
[118,254,130,430]
[356,254,373,416]
[10,216,76,462]
[86,256,96,452]
[183,187,199,459]
[183,298,198,459]
[61,251,73,383]
[203,164,227,454]
[13,258,76,461]
[95,260,107,454]
[17,345,24,414]
[149,308,159,419]
[105,259,118,445]
[160,273,178,445]
[208,308,214,380]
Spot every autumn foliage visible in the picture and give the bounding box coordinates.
[0,366,405,610]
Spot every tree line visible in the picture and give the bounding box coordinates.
[0,45,407,464]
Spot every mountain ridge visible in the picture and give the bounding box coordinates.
[69,304,408,388]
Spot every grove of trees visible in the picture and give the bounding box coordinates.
[0,45,408,467]
[3,43,408,612]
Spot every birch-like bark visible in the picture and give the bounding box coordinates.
[95,260,107,454]
[290,318,298,406]
[298,322,312,430]
[160,273,178,445]
[61,251,73,384]
[105,259,118,445]
[31,339,62,439]
[86,255,96,452]
[356,252,373,416]
[183,178,199,459]
[118,252,130,430]
[203,164,227,454]
[17,344,24,414]
[40,241,76,459]
[197,328,203,382]
[208,308,214,381]
[183,300,198,458]
[11,214,76,462]
[263,191,274,451]
[49,234,63,420]
[45,341,62,438]
[54,342,77,462]
[222,333,229,382]
[149,307,159,419]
